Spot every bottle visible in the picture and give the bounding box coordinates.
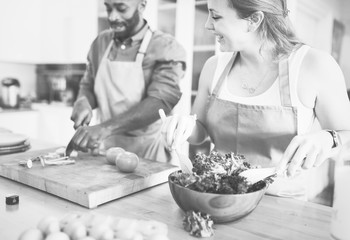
[330,142,350,240]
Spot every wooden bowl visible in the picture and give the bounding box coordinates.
[168,171,267,223]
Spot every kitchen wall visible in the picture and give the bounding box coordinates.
[340,35,350,89]
[339,0,350,89]
[0,0,349,98]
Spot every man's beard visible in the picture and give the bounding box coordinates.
[110,10,141,41]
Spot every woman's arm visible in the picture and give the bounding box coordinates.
[161,55,219,148]
[188,55,219,144]
[278,48,350,176]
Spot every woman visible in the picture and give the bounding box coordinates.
[161,0,350,200]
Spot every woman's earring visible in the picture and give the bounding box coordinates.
[248,21,253,32]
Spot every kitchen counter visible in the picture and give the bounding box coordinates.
[0,142,333,240]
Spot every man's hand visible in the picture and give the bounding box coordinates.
[71,97,93,129]
[70,124,111,153]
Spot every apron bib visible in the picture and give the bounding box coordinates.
[205,52,307,200]
[94,29,169,162]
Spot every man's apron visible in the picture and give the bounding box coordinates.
[205,52,307,200]
[94,29,169,162]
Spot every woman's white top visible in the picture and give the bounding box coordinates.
[211,45,317,134]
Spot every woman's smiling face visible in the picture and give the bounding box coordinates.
[205,0,249,52]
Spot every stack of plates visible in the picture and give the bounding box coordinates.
[0,130,31,155]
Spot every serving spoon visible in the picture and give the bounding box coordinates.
[239,167,277,184]
[174,149,193,174]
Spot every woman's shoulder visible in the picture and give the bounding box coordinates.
[298,46,345,105]
[302,47,341,74]
[299,46,343,84]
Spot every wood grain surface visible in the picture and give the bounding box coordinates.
[0,148,179,208]
[0,141,333,240]
[0,177,332,240]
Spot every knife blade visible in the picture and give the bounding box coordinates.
[65,121,94,157]
[65,138,75,157]
[65,124,86,157]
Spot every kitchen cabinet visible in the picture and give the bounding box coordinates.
[0,0,98,64]
[0,103,74,146]
[0,110,39,139]
[33,103,75,146]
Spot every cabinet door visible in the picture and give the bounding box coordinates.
[0,0,98,64]
[0,0,42,63]
[35,104,75,146]
[0,111,39,139]
[39,0,98,64]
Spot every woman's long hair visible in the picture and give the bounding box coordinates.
[227,0,302,59]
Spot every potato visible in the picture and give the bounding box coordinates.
[62,220,87,240]
[89,224,113,240]
[59,212,82,228]
[45,232,70,240]
[18,228,44,240]
[37,216,60,236]
[113,219,139,239]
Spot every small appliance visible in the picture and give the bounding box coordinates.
[1,78,20,108]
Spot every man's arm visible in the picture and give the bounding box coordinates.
[101,30,186,135]
[101,96,171,135]
[71,46,99,128]
[76,60,97,109]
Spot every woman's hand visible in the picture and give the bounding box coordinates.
[276,130,334,177]
[159,109,197,149]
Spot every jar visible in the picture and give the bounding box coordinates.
[330,142,350,240]
[1,78,20,108]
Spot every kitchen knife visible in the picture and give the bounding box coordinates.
[65,124,86,157]
[65,138,75,157]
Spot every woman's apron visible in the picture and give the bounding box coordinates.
[205,52,307,200]
[94,29,169,162]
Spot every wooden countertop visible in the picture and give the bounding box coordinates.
[0,141,333,240]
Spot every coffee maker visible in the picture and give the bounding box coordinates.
[1,78,20,108]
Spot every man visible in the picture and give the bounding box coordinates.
[69,0,186,162]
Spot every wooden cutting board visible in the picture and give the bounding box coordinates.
[0,148,179,208]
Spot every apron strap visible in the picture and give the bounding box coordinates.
[102,40,115,61]
[135,28,153,63]
[278,57,292,107]
[212,52,238,97]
